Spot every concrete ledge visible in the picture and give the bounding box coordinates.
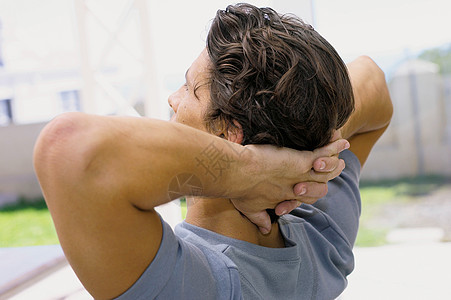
[341,242,451,299]
[0,245,66,298]
[387,227,445,244]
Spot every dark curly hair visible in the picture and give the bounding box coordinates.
[205,3,354,151]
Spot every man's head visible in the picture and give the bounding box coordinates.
[205,3,354,151]
[169,3,354,151]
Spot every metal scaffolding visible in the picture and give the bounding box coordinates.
[73,0,180,227]
[73,0,160,118]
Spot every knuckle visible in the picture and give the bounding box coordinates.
[310,172,329,183]
[301,197,316,205]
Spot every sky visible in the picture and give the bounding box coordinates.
[1,0,450,75]
[316,0,451,54]
[314,0,451,74]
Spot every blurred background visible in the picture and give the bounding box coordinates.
[0,0,450,299]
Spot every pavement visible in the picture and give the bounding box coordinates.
[0,245,90,300]
[341,242,451,299]
[1,232,451,300]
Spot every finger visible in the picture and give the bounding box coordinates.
[293,182,328,200]
[276,192,327,216]
[275,200,301,216]
[308,159,345,182]
[312,156,340,172]
[313,139,350,158]
[330,129,342,142]
[243,210,272,235]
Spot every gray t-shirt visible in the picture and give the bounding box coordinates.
[116,150,361,300]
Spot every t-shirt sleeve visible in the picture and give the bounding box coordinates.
[114,217,241,300]
[311,149,362,246]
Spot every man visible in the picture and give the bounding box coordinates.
[34,3,392,299]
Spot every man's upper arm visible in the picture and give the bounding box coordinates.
[34,113,163,299]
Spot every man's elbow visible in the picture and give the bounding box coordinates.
[34,113,99,196]
[374,65,393,127]
[359,55,394,127]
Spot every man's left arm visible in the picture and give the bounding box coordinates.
[341,55,393,166]
[312,56,393,245]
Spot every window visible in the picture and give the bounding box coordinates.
[60,90,80,112]
[0,98,12,125]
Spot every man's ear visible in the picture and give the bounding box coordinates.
[227,120,244,144]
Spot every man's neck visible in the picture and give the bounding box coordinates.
[185,197,285,248]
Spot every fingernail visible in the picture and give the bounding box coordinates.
[319,161,326,170]
[344,141,350,150]
[297,187,306,196]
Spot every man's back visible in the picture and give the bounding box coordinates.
[116,150,361,300]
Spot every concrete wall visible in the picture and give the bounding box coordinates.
[0,122,46,206]
[361,60,451,180]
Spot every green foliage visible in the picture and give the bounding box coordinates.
[180,197,187,219]
[355,227,388,247]
[419,44,451,74]
[355,175,449,247]
[0,198,59,247]
[355,186,393,247]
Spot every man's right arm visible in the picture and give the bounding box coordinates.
[34,113,347,298]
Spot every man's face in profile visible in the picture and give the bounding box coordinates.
[168,49,211,132]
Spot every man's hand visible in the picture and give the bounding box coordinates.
[229,138,350,234]
[277,130,345,216]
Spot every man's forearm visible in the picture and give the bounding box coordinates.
[99,115,254,209]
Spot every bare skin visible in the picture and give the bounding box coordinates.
[34,53,392,299]
[34,113,348,299]
[182,53,393,249]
